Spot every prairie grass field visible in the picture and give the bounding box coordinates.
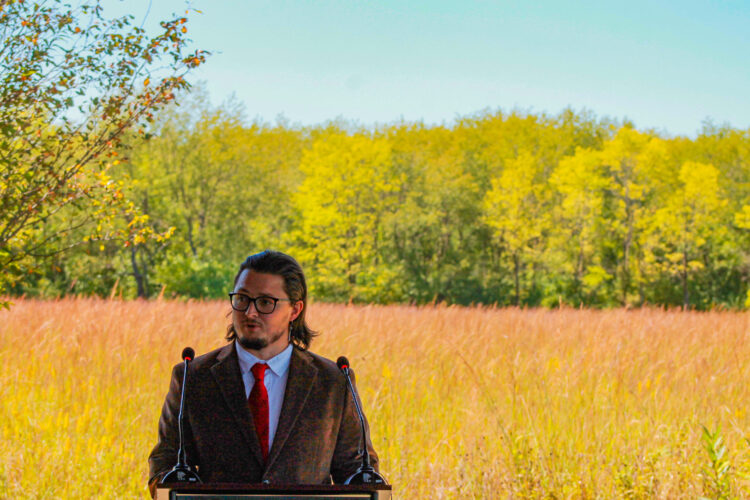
[1,298,749,499]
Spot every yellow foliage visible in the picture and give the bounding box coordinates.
[734,205,750,229]
[293,133,404,300]
[483,151,544,251]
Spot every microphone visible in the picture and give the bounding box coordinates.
[161,347,202,484]
[336,356,388,485]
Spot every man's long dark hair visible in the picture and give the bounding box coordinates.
[226,250,317,350]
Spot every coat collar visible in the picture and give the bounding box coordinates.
[211,343,265,467]
[210,342,318,471]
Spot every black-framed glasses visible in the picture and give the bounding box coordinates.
[228,292,292,314]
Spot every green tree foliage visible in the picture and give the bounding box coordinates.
[102,90,305,298]
[382,123,489,304]
[0,0,205,303]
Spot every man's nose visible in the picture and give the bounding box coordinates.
[244,301,259,316]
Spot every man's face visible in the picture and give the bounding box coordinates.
[232,269,303,360]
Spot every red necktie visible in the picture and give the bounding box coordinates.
[248,363,269,462]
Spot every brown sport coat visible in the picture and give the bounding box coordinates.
[148,343,378,496]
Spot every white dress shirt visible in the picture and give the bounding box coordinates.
[235,341,293,451]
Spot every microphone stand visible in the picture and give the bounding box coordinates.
[161,348,202,484]
[337,357,388,485]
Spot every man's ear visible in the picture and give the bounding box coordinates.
[291,300,304,321]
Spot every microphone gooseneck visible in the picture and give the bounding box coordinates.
[161,347,202,484]
[336,356,388,485]
[337,357,368,466]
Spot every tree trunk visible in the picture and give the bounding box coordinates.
[576,235,585,286]
[185,215,198,257]
[513,251,520,306]
[622,201,633,306]
[682,249,689,309]
[130,246,147,298]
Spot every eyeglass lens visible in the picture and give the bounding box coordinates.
[231,294,276,314]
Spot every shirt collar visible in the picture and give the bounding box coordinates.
[235,341,293,378]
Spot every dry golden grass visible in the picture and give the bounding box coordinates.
[1,298,749,498]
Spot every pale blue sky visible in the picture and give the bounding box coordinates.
[104,0,750,137]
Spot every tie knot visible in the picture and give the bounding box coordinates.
[251,362,267,381]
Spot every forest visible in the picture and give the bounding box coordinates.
[8,88,750,309]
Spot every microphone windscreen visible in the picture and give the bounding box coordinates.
[182,347,195,361]
[336,356,350,371]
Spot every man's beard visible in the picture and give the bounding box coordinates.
[237,328,286,351]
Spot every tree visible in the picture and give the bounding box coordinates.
[122,92,305,298]
[736,205,750,308]
[0,0,206,302]
[598,128,670,305]
[291,131,404,302]
[650,161,727,308]
[549,147,611,304]
[122,93,243,297]
[483,151,546,305]
[380,122,491,304]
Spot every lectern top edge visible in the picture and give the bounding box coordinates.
[154,482,392,500]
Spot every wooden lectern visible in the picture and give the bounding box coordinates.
[155,483,392,500]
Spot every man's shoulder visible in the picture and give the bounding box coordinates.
[294,347,347,382]
[179,343,234,372]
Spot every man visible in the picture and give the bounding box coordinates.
[148,250,379,496]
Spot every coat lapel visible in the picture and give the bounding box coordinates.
[210,343,266,468]
[266,347,318,470]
